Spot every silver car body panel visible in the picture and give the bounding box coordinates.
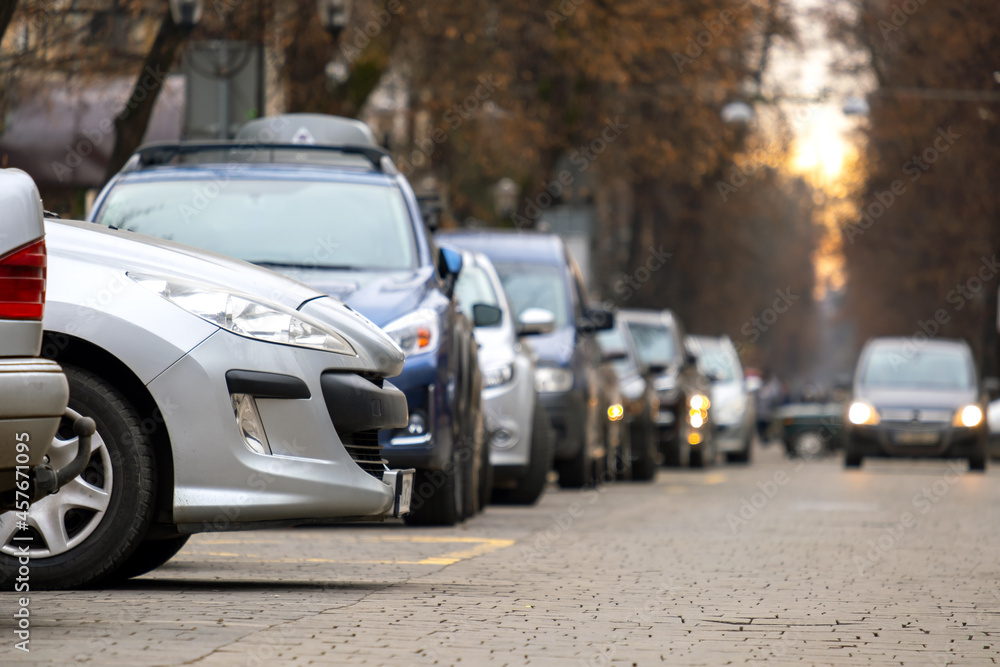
[459,252,537,469]
[43,220,407,527]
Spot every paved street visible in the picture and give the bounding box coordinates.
[2,444,998,666]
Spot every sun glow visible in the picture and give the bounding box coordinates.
[792,132,846,183]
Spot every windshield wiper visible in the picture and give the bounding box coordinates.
[251,261,357,271]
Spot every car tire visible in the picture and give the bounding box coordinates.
[405,454,464,526]
[969,455,986,472]
[662,434,690,468]
[557,432,595,488]
[844,448,863,468]
[494,405,555,505]
[690,438,715,468]
[109,535,191,582]
[726,431,753,464]
[630,420,657,481]
[0,366,157,590]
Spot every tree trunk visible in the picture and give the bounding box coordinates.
[104,11,186,182]
[0,0,18,48]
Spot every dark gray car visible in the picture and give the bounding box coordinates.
[844,337,989,470]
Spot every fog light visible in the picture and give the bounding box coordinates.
[688,432,702,445]
[231,393,270,454]
[607,404,624,422]
[491,427,518,449]
[953,405,983,428]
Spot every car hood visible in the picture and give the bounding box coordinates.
[856,386,977,410]
[46,220,321,311]
[257,265,435,328]
[711,381,747,409]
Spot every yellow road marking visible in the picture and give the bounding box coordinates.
[664,485,687,494]
[703,472,727,485]
[182,537,516,568]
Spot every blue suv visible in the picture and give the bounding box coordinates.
[87,114,485,526]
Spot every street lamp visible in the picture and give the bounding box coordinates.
[317,0,353,39]
[720,101,755,125]
[169,0,204,29]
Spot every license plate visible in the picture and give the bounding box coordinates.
[895,431,939,445]
[397,472,413,516]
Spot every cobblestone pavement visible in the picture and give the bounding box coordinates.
[2,444,998,666]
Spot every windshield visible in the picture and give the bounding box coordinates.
[626,321,678,366]
[95,179,417,271]
[860,346,974,391]
[598,326,636,376]
[492,263,569,328]
[454,264,500,315]
[696,344,739,382]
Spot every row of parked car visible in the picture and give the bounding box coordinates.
[1,114,757,590]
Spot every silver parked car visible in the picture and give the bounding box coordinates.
[1,217,413,589]
[687,335,754,463]
[452,250,555,505]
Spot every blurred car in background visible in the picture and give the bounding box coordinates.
[621,309,714,468]
[450,248,555,505]
[0,169,72,516]
[686,335,754,463]
[772,402,843,458]
[597,318,659,480]
[438,230,615,488]
[989,398,1000,459]
[844,337,990,470]
[1,216,412,590]
[87,114,484,526]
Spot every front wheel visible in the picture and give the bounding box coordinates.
[0,366,157,590]
[494,405,555,505]
[110,534,190,582]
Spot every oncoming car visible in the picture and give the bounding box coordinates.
[1,218,413,590]
[844,337,989,470]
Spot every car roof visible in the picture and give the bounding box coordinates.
[619,308,678,328]
[438,229,566,266]
[863,336,971,352]
[115,163,397,187]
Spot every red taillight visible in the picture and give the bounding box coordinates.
[0,239,46,320]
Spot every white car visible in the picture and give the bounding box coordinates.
[1,216,413,589]
[687,335,754,463]
[451,250,555,505]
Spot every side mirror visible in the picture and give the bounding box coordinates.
[645,363,668,376]
[576,308,615,334]
[982,376,1000,396]
[600,349,628,363]
[684,351,698,368]
[706,370,723,383]
[472,303,503,328]
[438,246,463,279]
[518,307,556,336]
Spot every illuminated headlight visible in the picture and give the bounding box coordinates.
[607,404,624,421]
[383,309,440,357]
[231,394,270,454]
[132,274,355,355]
[953,405,983,428]
[483,363,514,388]
[848,401,880,426]
[535,367,573,393]
[688,394,709,428]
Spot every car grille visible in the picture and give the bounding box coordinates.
[341,430,386,479]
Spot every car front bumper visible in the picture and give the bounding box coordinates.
[482,353,535,473]
[148,330,413,528]
[846,422,986,459]
[538,387,586,460]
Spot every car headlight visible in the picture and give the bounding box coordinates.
[607,404,624,421]
[535,367,573,393]
[131,274,355,355]
[383,309,440,357]
[688,393,710,428]
[953,405,983,428]
[714,397,745,425]
[483,362,514,388]
[848,401,880,426]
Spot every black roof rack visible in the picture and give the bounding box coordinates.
[129,141,394,173]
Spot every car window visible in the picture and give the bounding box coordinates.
[697,344,739,382]
[493,262,570,328]
[598,326,637,375]
[95,179,418,271]
[454,264,500,313]
[860,346,974,390]
[626,321,679,366]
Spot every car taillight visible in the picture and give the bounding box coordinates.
[0,239,46,320]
